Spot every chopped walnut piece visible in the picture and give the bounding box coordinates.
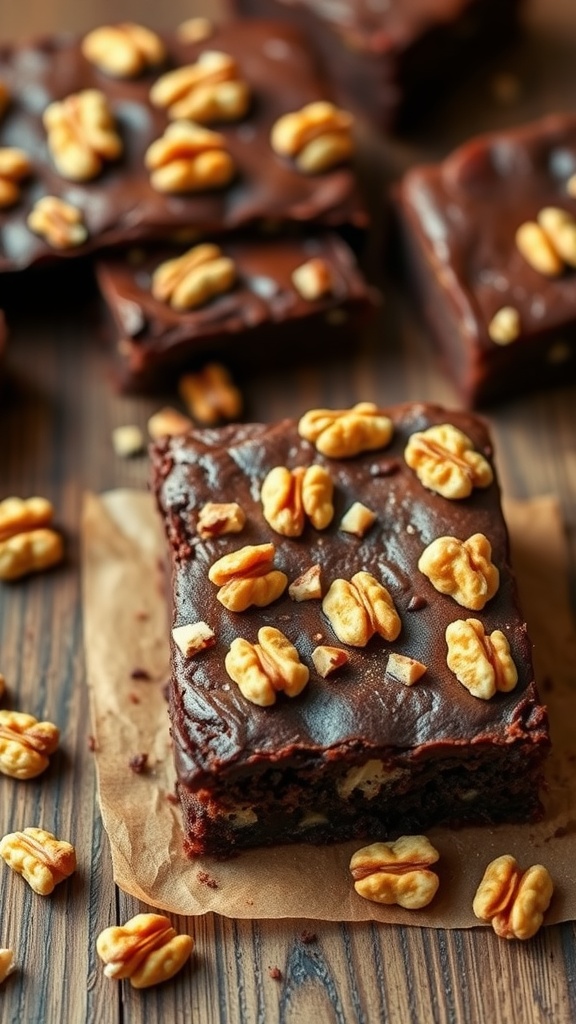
[145,121,235,193]
[0,710,59,779]
[312,644,349,678]
[208,542,287,611]
[515,206,576,277]
[289,564,322,602]
[0,948,15,984]
[111,425,145,458]
[538,206,576,268]
[350,836,440,909]
[271,101,354,174]
[488,306,521,345]
[172,621,216,657]
[0,827,76,895]
[323,571,401,647]
[177,17,214,43]
[225,626,309,706]
[386,652,427,686]
[147,406,192,440]
[150,51,250,124]
[179,363,242,425]
[418,533,499,610]
[27,196,88,249]
[473,855,553,939]
[43,89,122,181]
[97,913,194,988]
[298,402,393,458]
[82,23,166,78]
[0,496,54,542]
[0,148,32,209]
[291,257,333,301]
[339,501,376,537]
[445,618,518,699]
[404,424,493,500]
[197,502,246,538]
[152,244,236,311]
[0,529,64,581]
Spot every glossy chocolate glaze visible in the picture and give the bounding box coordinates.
[0,21,364,272]
[151,402,548,790]
[398,114,576,404]
[96,233,373,388]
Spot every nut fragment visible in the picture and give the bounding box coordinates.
[289,564,322,602]
[488,306,521,345]
[537,207,576,269]
[0,496,54,542]
[150,51,250,124]
[82,23,166,78]
[323,571,401,647]
[418,533,499,610]
[152,243,236,311]
[225,626,309,706]
[515,207,576,277]
[339,501,376,537]
[145,121,235,193]
[385,652,427,686]
[404,424,493,500]
[208,542,287,611]
[261,464,333,537]
[97,913,194,988]
[179,363,242,425]
[350,836,440,909]
[271,101,354,174]
[0,710,59,779]
[27,196,88,249]
[312,644,349,678]
[473,855,553,939]
[43,88,122,181]
[176,17,213,43]
[445,618,518,699]
[0,827,76,895]
[298,402,393,459]
[0,529,64,581]
[0,948,15,984]
[197,502,246,539]
[292,258,333,301]
[172,621,215,658]
[147,406,192,440]
[0,148,32,209]
[111,425,145,458]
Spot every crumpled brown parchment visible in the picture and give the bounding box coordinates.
[81,491,576,925]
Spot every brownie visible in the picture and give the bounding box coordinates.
[0,20,364,273]
[95,233,375,391]
[226,0,522,131]
[397,113,576,407]
[151,401,549,857]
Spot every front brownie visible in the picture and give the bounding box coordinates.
[227,0,522,131]
[152,402,549,857]
[95,233,374,391]
[397,114,576,406]
[0,20,364,272]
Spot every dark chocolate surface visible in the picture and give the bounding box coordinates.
[0,20,364,272]
[397,114,576,404]
[96,233,373,388]
[151,402,548,790]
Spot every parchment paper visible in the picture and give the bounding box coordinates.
[81,491,576,925]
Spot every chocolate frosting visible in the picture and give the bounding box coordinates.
[0,21,364,271]
[151,402,548,788]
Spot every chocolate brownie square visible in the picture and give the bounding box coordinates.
[151,401,549,857]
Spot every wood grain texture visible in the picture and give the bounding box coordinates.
[0,0,575,1022]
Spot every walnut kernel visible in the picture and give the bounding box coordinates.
[197,502,246,538]
[152,243,236,311]
[97,913,194,988]
[43,89,122,181]
[208,542,287,611]
[179,363,242,424]
[271,101,354,174]
[291,258,333,301]
[473,855,553,940]
[404,424,493,499]
[323,571,401,647]
[418,533,499,610]
[147,406,192,440]
[445,618,518,699]
[488,306,521,345]
[225,626,309,705]
[27,196,88,249]
[350,836,440,908]
[0,529,64,581]
[0,827,76,895]
[0,496,54,542]
[0,148,32,209]
[82,23,166,78]
[176,18,214,43]
[0,948,15,984]
[298,402,393,458]
[145,121,235,193]
[0,710,59,779]
[150,51,249,124]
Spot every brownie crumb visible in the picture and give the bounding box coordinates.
[166,792,179,806]
[88,735,97,752]
[128,692,141,704]
[135,610,150,621]
[197,870,219,889]
[268,967,282,981]
[162,681,171,702]
[130,667,152,681]
[129,753,149,774]
[369,458,400,477]
[407,595,427,612]
[300,930,317,944]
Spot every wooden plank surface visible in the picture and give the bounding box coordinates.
[1,0,576,1022]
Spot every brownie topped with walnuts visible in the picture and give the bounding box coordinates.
[151,401,549,857]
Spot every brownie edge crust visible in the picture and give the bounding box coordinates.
[151,402,550,858]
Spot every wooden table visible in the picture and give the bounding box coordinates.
[1,0,575,1021]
